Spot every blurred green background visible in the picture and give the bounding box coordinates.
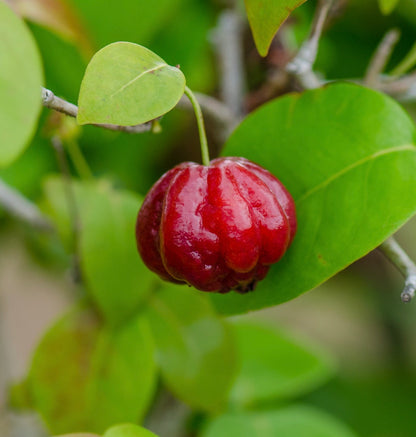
[2,0,416,436]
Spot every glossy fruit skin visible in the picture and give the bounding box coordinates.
[136,157,296,293]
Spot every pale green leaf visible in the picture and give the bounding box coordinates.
[28,306,157,434]
[145,284,237,412]
[42,178,154,324]
[77,42,185,126]
[103,424,158,437]
[0,1,43,167]
[201,405,358,437]
[244,0,308,56]
[378,0,400,15]
[212,83,416,314]
[230,322,335,407]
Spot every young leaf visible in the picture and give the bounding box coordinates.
[28,305,157,434]
[378,0,400,15]
[43,178,154,324]
[77,42,186,126]
[244,0,308,57]
[213,83,416,314]
[0,1,43,167]
[201,405,358,437]
[145,284,237,412]
[229,322,335,407]
[103,424,159,437]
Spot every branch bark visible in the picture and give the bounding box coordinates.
[0,179,52,231]
[42,87,153,133]
[211,8,246,118]
[379,237,416,303]
[286,0,332,89]
[364,29,400,87]
[42,87,238,142]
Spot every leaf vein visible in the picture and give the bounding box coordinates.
[109,63,166,99]
[297,144,416,204]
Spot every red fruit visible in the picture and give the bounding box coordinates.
[136,157,296,294]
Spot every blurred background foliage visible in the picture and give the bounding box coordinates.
[2,0,416,436]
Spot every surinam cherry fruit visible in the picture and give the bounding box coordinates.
[135,157,296,294]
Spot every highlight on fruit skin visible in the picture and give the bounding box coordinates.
[135,157,297,294]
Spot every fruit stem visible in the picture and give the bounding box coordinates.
[184,86,210,166]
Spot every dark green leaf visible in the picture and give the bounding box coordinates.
[145,284,237,412]
[28,305,157,434]
[230,321,335,407]
[70,0,183,49]
[0,1,43,167]
[244,0,308,56]
[213,83,416,314]
[103,424,158,437]
[77,42,185,126]
[201,405,358,437]
[43,178,154,324]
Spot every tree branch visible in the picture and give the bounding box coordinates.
[286,0,333,89]
[0,179,52,231]
[42,87,153,133]
[42,87,238,141]
[364,29,400,87]
[211,8,247,118]
[378,71,416,101]
[379,236,416,303]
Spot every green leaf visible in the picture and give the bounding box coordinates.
[378,0,400,14]
[0,1,43,167]
[28,305,157,434]
[77,42,186,126]
[103,424,158,437]
[70,0,183,49]
[201,405,358,437]
[244,0,308,57]
[230,322,335,407]
[390,41,416,77]
[43,178,154,324]
[145,284,237,412]
[213,83,416,314]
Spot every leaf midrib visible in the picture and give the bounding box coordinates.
[296,144,416,204]
[109,63,166,99]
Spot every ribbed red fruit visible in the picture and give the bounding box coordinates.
[136,157,296,294]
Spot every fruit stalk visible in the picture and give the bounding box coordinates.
[184,86,210,166]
